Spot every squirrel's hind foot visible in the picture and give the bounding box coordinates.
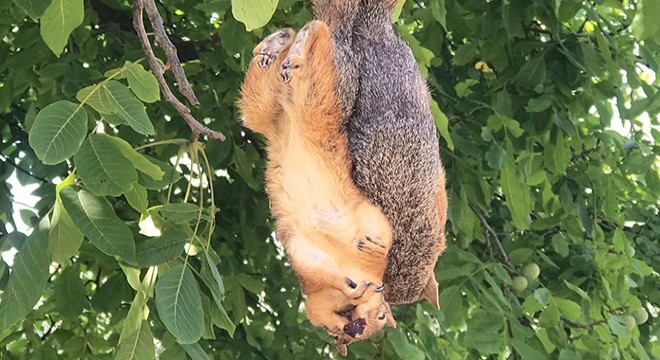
[253,28,295,69]
[280,20,323,83]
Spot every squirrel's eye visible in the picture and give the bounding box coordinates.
[378,314,386,320]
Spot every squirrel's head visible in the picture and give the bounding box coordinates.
[332,286,396,356]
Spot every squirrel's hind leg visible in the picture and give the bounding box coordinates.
[279,20,343,139]
[239,28,296,139]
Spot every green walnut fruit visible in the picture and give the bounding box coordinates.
[625,246,635,257]
[632,309,649,325]
[522,263,540,282]
[458,237,469,250]
[623,315,636,330]
[512,276,528,293]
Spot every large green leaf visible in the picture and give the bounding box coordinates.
[60,187,136,262]
[501,161,531,230]
[125,183,148,214]
[39,0,84,56]
[127,64,160,103]
[439,285,465,327]
[155,265,204,344]
[134,227,189,267]
[28,100,88,165]
[387,330,425,360]
[114,321,156,360]
[49,198,84,264]
[13,0,52,19]
[104,81,155,135]
[0,218,50,332]
[231,0,277,31]
[76,84,116,115]
[632,0,660,43]
[200,247,235,337]
[181,342,211,360]
[74,134,138,197]
[515,56,547,91]
[105,136,163,180]
[54,265,88,320]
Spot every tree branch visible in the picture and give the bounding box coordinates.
[0,155,49,183]
[469,202,515,273]
[132,0,225,142]
[560,315,607,329]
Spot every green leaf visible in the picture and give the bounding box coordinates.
[13,0,51,19]
[431,99,454,151]
[105,136,163,180]
[91,273,132,313]
[125,184,148,214]
[563,280,591,302]
[607,317,631,338]
[551,233,569,257]
[526,96,552,112]
[74,134,138,197]
[149,203,204,226]
[439,285,464,327]
[104,81,155,135]
[135,227,188,267]
[510,338,548,360]
[430,0,446,30]
[233,146,261,190]
[127,64,160,103]
[632,0,660,43]
[387,330,425,360]
[155,265,204,344]
[200,247,235,337]
[54,265,88,320]
[487,114,524,138]
[231,0,278,31]
[0,218,50,332]
[76,84,116,115]
[391,0,406,22]
[515,56,547,91]
[49,198,84,264]
[28,100,88,165]
[464,310,504,353]
[486,143,507,170]
[181,343,211,360]
[39,0,84,56]
[114,321,156,360]
[500,162,531,229]
[138,156,181,190]
[60,187,136,262]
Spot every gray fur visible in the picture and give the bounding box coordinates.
[313,0,446,305]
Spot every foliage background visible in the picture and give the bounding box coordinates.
[0,0,658,358]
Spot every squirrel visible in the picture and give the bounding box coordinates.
[312,0,448,308]
[239,22,396,356]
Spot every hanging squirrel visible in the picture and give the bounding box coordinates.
[239,0,447,355]
[239,22,396,355]
[313,0,448,308]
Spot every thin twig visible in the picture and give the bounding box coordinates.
[0,155,49,183]
[132,0,225,142]
[468,202,515,273]
[560,315,607,329]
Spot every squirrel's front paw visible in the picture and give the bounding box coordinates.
[253,28,295,69]
[356,236,388,257]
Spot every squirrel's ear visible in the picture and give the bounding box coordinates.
[386,312,397,328]
[335,342,348,356]
[421,272,440,309]
[385,303,397,328]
